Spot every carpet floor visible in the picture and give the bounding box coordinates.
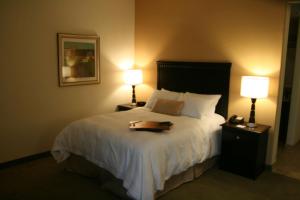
[273,142,300,181]
[0,157,300,200]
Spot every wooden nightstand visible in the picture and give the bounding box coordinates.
[220,122,270,179]
[117,102,146,111]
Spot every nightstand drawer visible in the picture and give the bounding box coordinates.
[220,123,270,179]
[221,129,258,160]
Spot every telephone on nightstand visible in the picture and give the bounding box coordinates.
[229,115,244,125]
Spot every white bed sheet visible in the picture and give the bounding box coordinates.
[52,107,224,200]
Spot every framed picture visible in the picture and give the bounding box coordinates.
[57,33,100,86]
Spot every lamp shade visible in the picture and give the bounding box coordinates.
[124,69,143,85]
[240,76,269,99]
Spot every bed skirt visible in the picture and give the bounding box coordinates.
[60,154,218,199]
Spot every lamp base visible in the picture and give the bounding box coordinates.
[247,98,257,128]
[131,85,137,106]
[247,122,257,128]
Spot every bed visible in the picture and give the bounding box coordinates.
[52,61,231,200]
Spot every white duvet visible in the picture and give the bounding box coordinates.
[52,107,225,200]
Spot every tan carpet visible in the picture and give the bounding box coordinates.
[273,142,300,180]
[0,157,300,200]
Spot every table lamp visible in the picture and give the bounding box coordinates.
[240,76,269,128]
[124,69,143,105]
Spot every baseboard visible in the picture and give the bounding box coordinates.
[0,151,51,169]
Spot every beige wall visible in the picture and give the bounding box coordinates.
[0,0,287,165]
[0,0,135,163]
[135,0,286,164]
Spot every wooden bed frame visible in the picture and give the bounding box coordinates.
[62,61,232,199]
[157,61,231,119]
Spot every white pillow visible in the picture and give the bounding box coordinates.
[145,89,182,109]
[181,92,221,119]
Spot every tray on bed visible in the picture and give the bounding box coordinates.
[129,121,173,132]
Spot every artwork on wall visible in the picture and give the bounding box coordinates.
[57,33,100,86]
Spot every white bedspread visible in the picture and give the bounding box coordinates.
[52,107,224,200]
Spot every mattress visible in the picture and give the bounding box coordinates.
[52,107,225,200]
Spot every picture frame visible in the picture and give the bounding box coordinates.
[57,33,100,86]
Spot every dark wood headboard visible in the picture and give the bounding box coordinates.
[157,61,231,118]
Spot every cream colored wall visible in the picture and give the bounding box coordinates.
[135,0,286,164]
[0,0,135,163]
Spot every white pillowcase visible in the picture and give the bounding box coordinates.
[180,92,221,119]
[145,89,183,109]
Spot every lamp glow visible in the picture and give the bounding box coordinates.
[124,69,143,105]
[240,76,269,128]
[241,76,269,99]
[124,69,143,86]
